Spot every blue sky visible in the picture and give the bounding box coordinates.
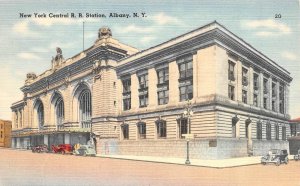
[0,0,299,120]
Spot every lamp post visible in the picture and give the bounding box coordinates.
[183,99,193,165]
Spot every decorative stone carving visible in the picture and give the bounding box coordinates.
[98,27,112,39]
[52,47,64,69]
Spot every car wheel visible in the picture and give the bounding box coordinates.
[285,158,289,164]
[83,151,87,157]
[262,162,266,165]
[275,159,280,166]
[61,150,65,155]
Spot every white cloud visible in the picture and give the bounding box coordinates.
[119,24,155,33]
[281,51,298,61]
[242,19,291,37]
[17,52,41,60]
[0,66,24,120]
[151,12,182,25]
[12,21,40,37]
[140,36,156,44]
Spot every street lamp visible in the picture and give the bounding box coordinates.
[183,99,193,165]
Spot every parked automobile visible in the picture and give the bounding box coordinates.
[32,145,48,153]
[73,142,96,157]
[51,144,73,154]
[261,149,288,166]
[294,149,300,161]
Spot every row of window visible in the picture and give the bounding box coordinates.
[121,118,189,140]
[228,60,285,114]
[122,55,193,111]
[232,120,287,140]
[18,89,92,129]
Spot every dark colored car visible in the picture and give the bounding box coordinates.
[294,149,300,161]
[32,145,48,153]
[261,149,288,166]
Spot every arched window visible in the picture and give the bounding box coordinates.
[37,103,44,128]
[79,89,91,128]
[55,97,64,125]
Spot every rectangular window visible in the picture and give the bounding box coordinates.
[228,61,235,81]
[282,126,286,140]
[122,78,131,111]
[179,84,193,101]
[228,85,235,100]
[122,79,131,93]
[263,97,267,109]
[253,94,258,106]
[139,94,148,108]
[0,131,2,138]
[272,82,277,98]
[178,56,193,102]
[157,68,169,85]
[242,90,247,104]
[242,68,248,86]
[157,121,167,138]
[138,123,146,139]
[275,124,279,140]
[179,59,193,79]
[272,100,276,111]
[138,73,149,108]
[179,118,188,138]
[138,74,148,89]
[266,123,271,140]
[123,98,131,111]
[158,90,169,105]
[122,125,129,140]
[157,67,169,105]
[253,73,259,90]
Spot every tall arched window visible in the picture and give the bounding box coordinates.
[55,97,64,125]
[37,103,44,128]
[79,89,91,128]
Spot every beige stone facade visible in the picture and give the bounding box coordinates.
[0,119,12,148]
[11,22,292,159]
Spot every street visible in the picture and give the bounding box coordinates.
[0,148,299,186]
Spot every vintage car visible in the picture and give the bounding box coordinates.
[32,145,48,153]
[51,144,73,154]
[294,149,300,161]
[261,149,288,166]
[73,142,96,157]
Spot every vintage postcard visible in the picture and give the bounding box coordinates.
[0,0,300,185]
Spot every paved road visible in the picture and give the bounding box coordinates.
[0,148,299,186]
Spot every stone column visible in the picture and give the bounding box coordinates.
[249,67,254,104]
[131,73,139,111]
[285,84,289,115]
[236,60,242,102]
[276,81,280,112]
[148,68,157,108]
[259,72,264,108]
[168,61,179,106]
[268,77,272,110]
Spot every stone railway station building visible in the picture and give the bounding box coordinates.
[11,22,292,159]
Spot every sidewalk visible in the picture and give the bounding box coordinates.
[98,154,295,168]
